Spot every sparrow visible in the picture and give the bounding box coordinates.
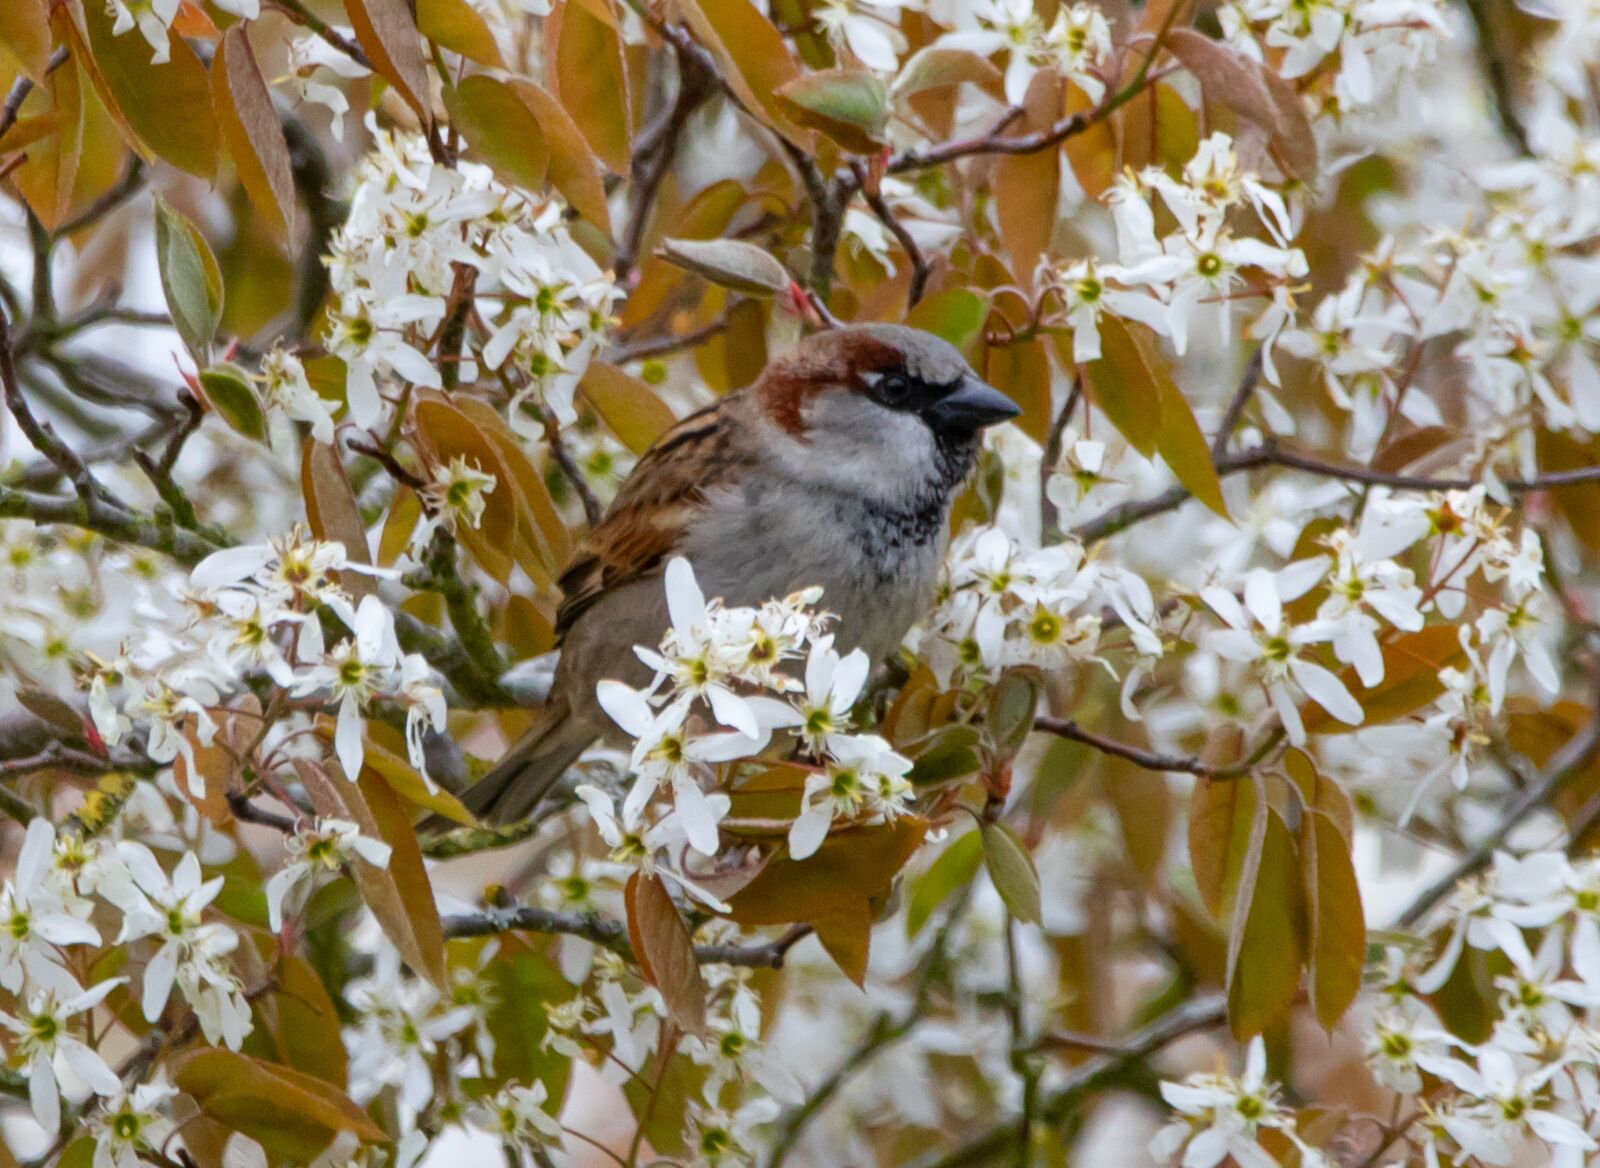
[463,323,1020,823]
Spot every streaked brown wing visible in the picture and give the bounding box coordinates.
[554,397,751,637]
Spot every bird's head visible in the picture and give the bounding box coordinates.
[758,322,1021,443]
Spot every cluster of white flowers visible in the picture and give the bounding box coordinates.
[932,0,1113,104]
[1351,850,1600,1164]
[1219,0,1450,116]
[323,123,620,435]
[920,525,1160,702]
[1153,1037,1329,1168]
[0,817,254,1149]
[585,558,916,894]
[1043,132,1306,366]
[1172,482,1552,776]
[84,526,446,789]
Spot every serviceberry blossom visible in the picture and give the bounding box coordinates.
[0,976,124,1137]
[1151,1037,1324,1168]
[104,846,250,1046]
[88,1084,178,1168]
[265,818,392,931]
[1202,568,1363,745]
[0,819,101,994]
[324,123,619,431]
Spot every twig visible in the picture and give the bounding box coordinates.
[1212,347,1263,459]
[851,161,930,309]
[268,0,370,69]
[1,307,112,506]
[0,782,44,826]
[1040,375,1082,537]
[407,528,508,684]
[1074,440,1600,543]
[0,742,156,780]
[545,415,604,528]
[614,47,715,282]
[605,308,735,365]
[1034,716,1214,776]
[226,791,298,834]
[54,159,148,239]
[907,993,1228,1168]
[0,47,69,144]
[440,905,811,968]
[1461,0,1530,154]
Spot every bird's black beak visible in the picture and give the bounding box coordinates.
[925,375,1022,432]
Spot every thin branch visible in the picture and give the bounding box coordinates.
[0,742,156,780]
[0,47,69,144]
[1,307,113,506]
[406,528,508,682]
[851,161,930,309]
[0,782,44,826]
[1461,0,1530,154]
[908,993,1228,1168]
[1212,347,1264,459]
[1074,439,1600,543]
[268,0,370,69]
[440,905,810,968]
[1034,716,1213,776]
[604,308,735,364]
[614,47,715,282]
[54,159,148,239]
[545,415,604,528]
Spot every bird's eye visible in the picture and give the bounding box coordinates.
[873,370,913,404]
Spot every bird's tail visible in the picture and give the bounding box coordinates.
[462,702,596,824]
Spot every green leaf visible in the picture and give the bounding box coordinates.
[154,199,223,365]
[478,937,576,1101]
[986,670,1039,761]
[417,0,506,67]
[1082,316,1163,457]
[906,724,982,786]
[1225,785,1306,1039]
[906,830,982,937]
[171,1050,385,1162]
[907,288,988,353]
[660,237,791,296]
[890,46,1002,100]
[444,74,548,194]
[981,821,1041,924]
[775,68,889,153]
[1153,355,1228,518]
[1301,808,1364,1030]
[198,364,266,442]
[580,360,677,454]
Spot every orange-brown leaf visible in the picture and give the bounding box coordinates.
[212,27,297,241]
[625,872,708,1035]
